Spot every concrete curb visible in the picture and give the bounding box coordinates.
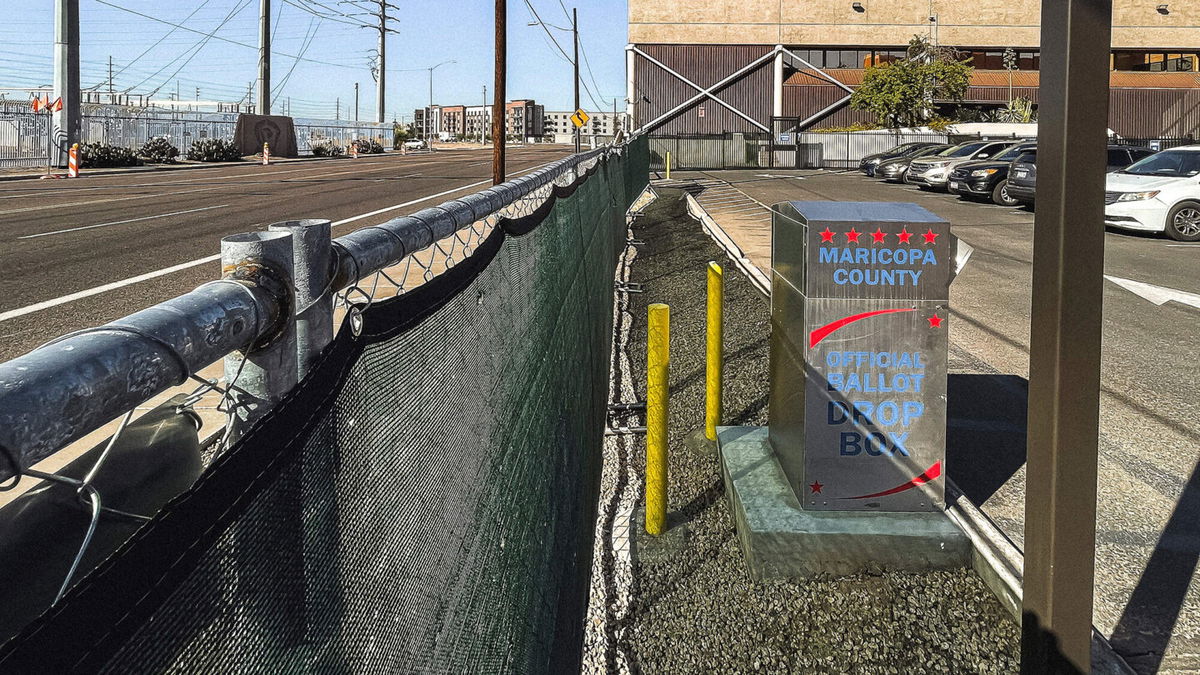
[682,182,1137,675]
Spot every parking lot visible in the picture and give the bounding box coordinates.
[667,166,1200,674]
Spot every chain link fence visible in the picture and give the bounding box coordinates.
[0,108,393,168]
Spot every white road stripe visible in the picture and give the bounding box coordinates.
[18,204,232,240]
[0,161,553,323]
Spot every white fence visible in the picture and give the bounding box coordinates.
[0,108,393,168]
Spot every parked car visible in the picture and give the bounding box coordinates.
[403,138,427,150]
[948,141,1038,205]
[905,140,1023,191]
[859,142,941,176]
[1006,150,1037,206]
[1105,145,1200,241]
[875,144,951,183]
[1005,145,1155,208]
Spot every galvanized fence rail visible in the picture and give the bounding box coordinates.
[0,142,626,480]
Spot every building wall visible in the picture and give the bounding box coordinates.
[629,0,1200,49]
[633,44,774,135]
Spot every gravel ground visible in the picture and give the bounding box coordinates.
[583,188,1021,674]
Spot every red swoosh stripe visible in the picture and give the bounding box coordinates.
[808,308,915,348]
[843,461,942,500]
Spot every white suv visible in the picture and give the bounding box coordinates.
[1105,146,1200,241]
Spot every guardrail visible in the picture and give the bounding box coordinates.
[0,144,615,481]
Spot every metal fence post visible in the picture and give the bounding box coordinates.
[221,231,297,443]
[269,219,333,378]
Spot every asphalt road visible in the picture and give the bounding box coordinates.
[0,146,569,362]
[680,168,1200,674]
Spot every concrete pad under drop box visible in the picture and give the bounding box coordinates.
[717,426,970,580]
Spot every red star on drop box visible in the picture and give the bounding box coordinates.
[923,228,939,244]
[871,228,887,244]
[928,314,944,328]
[897,227,913,244]
[819,227,835,243]
[810,481,824,494]
[845,228,862,243]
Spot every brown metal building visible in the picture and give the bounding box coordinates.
[627,2,1200,138]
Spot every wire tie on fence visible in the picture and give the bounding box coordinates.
[52,483,102,607]
[78,409,134,493]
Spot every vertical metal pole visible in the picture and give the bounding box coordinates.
[626,45,636,132]
[773,46,784,119]
[428,70,434,150]
[257,0,270,115]
[1021,0,1111,672]
[573,7,580,154]
[376,5,386,124]
[705,262,724,441]
[221,231,297,443]
[52,0,80,168]
[645,303,670,536]
[354,82,359,123]
[269,220,333,378]
[492,0,506,184]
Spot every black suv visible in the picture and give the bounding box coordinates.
[947,141,1037,205]
[1004,145,1156,207]
[859,142,940,176]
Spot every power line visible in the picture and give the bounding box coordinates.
[272,17,319,103]
[523,0,604,110]
[133,0,254,96]
[93,0,363,70]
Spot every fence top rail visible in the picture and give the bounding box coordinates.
[0,142,623,481]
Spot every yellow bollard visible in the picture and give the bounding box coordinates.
[705,262,724,441]
[665,150,671,180]
[645,303,670,536]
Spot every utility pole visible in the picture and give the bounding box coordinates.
[107,55,114,96]
[336,97,340,121]
[359,1,398,124]
[257,0,271,114]
[492,0,506,184]
[354,82,359,122]
[482,84,487,145]
[572,7,580,153]
[52,0,81,168]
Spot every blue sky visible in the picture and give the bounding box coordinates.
[0,0,629,121]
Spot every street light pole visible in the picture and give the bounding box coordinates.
[425,60,455,152]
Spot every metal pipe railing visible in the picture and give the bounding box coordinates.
[0,145,615,481]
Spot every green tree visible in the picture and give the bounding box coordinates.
[849,35,973,128]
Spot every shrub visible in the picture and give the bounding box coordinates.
[138,136,180,164]
[186,138,242,162]
[78,142,141,169]
[312,141,344,157]
[809,122,883,133]
[351,138,384,154]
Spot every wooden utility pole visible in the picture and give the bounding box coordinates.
[257,0,270,115]
[572,7,580,153]
[492,0,506,184]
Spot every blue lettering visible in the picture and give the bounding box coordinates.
[902,401,925,427]
[833,268,849,284]
[867,432,888,456]
[924,249,938,265]
[819,247,838,264]
[828,401,849,424]
[876,401,900,426]
[827,372,844,391]
[854,248,869,264]
[840,432,862,455]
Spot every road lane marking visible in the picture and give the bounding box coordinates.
[0,185,223,214]
[0,159,554,323]
[17,204,232,239]
[1105,275,1200,310]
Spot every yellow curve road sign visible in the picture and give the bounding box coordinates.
[570,109,590,128]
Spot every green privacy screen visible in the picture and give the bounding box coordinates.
[0,137,649,673]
